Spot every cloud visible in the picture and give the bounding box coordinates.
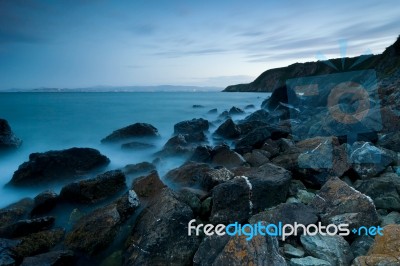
[129,24,157,36]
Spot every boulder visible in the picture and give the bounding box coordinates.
[124,188,200,265]
[289,256,330,266]
[235,126,271,153]
[350,235,374,258]
[158,133,207,157]
[164,162,212,188]
[193,234,230,266]
[131,171,166,200]
[0,119,22,149]
[245,104,255,110]
[262,85,299,111]
[21,250,75,266]
[9,148,110,187]
[31,191,58,216]
[377,131,400,152]
[0,198,34,228]
[214,119,241,139]
[59,170,127,204]
[101,123,160,143]
[174,118,209,135]
[242,109,270,123]
[354,173,400,211]
[0,238,21,266]
[122,162,155,176]
[189,145,213,163]
[121,141,155,150]
[300,234,353,266]
[381,211,400,227]
[228,106,244,115]
[353,224,400,265]
[283,244,305,259]
[243,149,271,167]
[193,105,204,108]
[65,191,139,255]
[207,108,218,114]
[310,177,379,229]
[0,216,55,239]
[211,145,246,169]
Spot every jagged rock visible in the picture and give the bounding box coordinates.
[189,145,213,163]
[121,141,155,150]
[353,224,400,265]
[158,132,207,157]
[243,149,270,167]
[174,118,209,135]
[378,131,400,152]
[0,198,34,228]
[101,123,160,143]
[177,189,201,215]
[207,108,218,114]
[60,170,126,204]
[289,256,330,266]
[65,192,139,256]
[300,234,353,266]
[228,106,244,115]
[0,119,22,149]
[193,234,230,266]
[283,244,304,259]
[214,119,241,139]
[122,162,155,176]
[165,162,212,188]
[381,211,400,226]
[310,177,379,229]
[261,85,299,111]
[131,171,166,200]
[0,238,21,266]
[350,235,374,258]
[242,109,270,123]
[235,126,271,153]
[9,148,110,187]
[354,173,400,211]
[21,250,74,266]
[0,216,55,239]
[124,188,200,265]
[211,145,246,168]
[31,191,58,216]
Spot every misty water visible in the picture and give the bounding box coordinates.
[0,92,267,208]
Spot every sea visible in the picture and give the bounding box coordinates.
[0,92,268,208]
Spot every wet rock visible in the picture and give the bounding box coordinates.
[381,211,400,226]
[165,162,212,188]
[125,188,200,265]
[21,250,74,266]
[31,191,58,216]
[300,234,353,266]
[0,119,22,149]
[262,85,299,111]
[158,133,207,157]
[354,173,400,211]
[211,145,246,169]
[353,224,400,265]
[377,131,400,152]
[295,190,316,205]
[243,149,270,167]
[350,141,397,179]
[193,234,230,266]
[0,238,21,266]
[283,244,304,259]
[228,106,244,115]
[101,123,160,143]
[121,141,155,150]
[60,170,126,204]
[310,177,379,229]
[199,197,212,219]
[193,105,204,108]
[66,192,139,256]
[214,119,241,139]
[122,162,155,176]
[242,109,270,123]
[0,216,55,239]
[0,198,34,228]
[289,256,330,266]
[9,148,110,187]
[235,126,271,153]
[131,171,166,200]
[189,145,213,163]
[350,235,374,258]
[207,108,218,114]
[245,104,255,110]
[288,180,307,197]
[177,189,201,215]
[13,228,65,259]
[174,118,209,135]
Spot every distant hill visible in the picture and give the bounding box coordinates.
[224,35,400,92]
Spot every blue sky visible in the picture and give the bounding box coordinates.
[0,0,399,89]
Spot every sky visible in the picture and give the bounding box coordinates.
[0,0,399,90]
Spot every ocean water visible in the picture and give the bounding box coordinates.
[0,92,267,208]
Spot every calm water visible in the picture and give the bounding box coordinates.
[0,92,267,208]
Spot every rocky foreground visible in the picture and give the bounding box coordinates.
[1,76,400,266]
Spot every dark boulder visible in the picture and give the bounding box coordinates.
[101,123,160,143]
[122,162,155,176]
[245,104,255,110]
[60,170,127,204]
[157,132,207,157]
[235,126,271,153]
[0,238,21,266]
[228,106,244,115]
[0,216,55,239]
[261,85,300,110]
[214,118,241,139]
[211,145,246,169]
[193,105,204,108]
[21,250,75,266]
[243,149,270,167]
[121,141,155,150]
[174,118,209,135]
[242,109,270,123]
[193,234,230,266]
[378,131,400,152]
[207,108,218,114]
[9,148,110,187]
[0,198,34,228]
[189,145,213,163]
[124,188,200,265]
[31,191,58,216]
[0,119,22,149]
[131,171,166,201]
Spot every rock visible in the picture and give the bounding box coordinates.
[262,85,299,110]
[288,180,307,196]
[310,177,379,229]
[13,228,65,260]
[31,191,58,216]
[200,197,212,219]
[60,170,127,204]
[350,235,374,258]
[350,141,397,179]
[207,108,218,114]
[213,231,286,266]
[0,238,21,266]
[242,109,270,123]
[0,216,55,239]
[122,162,155,176]
[189,145,213,163]
[124,188,200,265]
[21,250,75,266]
[245,104,255,110]
[300,234,353,266]
[131,171,166,200]
[66,192,139,256]
[381,211,400,226]
[378,132,400,152]
[158,133,207,157]
[9,148,110,187]
[354,173,400,211]
[121,142,155,150]
[243,149,270,167]
[218,110,230,119]
[228,106,244,115]
[249,203,318,229]
[214,119,241,139]
[295,190,316,205]
[165,162,212,188]
[174,118,209,135]
[0,198,34,228]
[353,224,400,265]
[235,126,271,153]
[101,250,122,266]
[283,244,305,259]
[211,145,246,168]
[0,119,22,149]
[289,256,330,266]
[193,234,230,266]
[177,189,201,215]
[193,105,204,108]
[101,123,160,143]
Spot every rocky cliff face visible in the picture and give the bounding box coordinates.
[224,35,400,92]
